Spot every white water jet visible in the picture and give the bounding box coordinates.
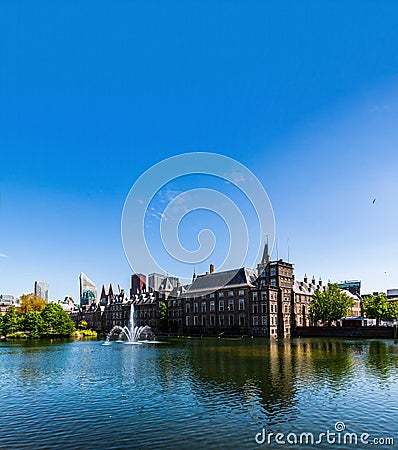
[103,303,153,345]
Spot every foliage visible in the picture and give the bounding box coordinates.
[1,306,22,337]
[78,320,88,330]
[20,293,46,315]
[158,301,168,331]
[40,303,76,335]
[363,293,398,325]
[309,283,355,326]
[24,310,44,338]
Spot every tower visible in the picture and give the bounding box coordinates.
[257,236,270,277]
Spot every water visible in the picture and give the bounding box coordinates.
[0,338,397,449]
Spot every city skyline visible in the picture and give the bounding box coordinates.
[2,1,398,299]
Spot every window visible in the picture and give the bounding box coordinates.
[201,302,206,313]
[238,290,244,296]
[271,267,276,276]
[219,292,224,298]
[261,292,267,301]
[253,316,259,326]
[229,315,234,326]
[194,303,198,313]
[185,316,190,326]
[219,300,224,311]
[228,299,234,311]
[186,303,190,313]
[210,301,215,312]
[261,303,267,314]
[271,279,277,286]
[253,292,258,301]
[210,293,215,299]
[202,295,206,300]
[228,291,234,297]
[239,299,245,310]
[239,314,245,326]
[193,316,198,326]
[261,316,267,326]
[253,304,258,314]
[210,315,215,326]
[219,315,224,326]
[202,316,206,326]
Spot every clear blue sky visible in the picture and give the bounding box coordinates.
[1,1,398,300]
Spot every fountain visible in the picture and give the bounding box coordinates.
[103,303,154,345]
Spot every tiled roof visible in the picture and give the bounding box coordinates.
[184,267,257,296]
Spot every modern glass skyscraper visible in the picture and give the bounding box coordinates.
[79,272,98,307]
[34,281,49,302]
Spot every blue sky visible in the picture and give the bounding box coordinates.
[1,1,398,300]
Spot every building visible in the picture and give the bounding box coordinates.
[387,289,398,299]
[130,273,146,297]
[337,280,361,296]
[0,294,16,315]
[79,272,98,307]
[34,281,49,302]
[148,273,164,292]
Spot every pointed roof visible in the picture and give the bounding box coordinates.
[108,283,114,297]
[100,285,106,299]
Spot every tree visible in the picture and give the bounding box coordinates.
[158,301,168,332]
[40,303,75,335]
[363,293,397,325]
[2,306,22,337]
[309,283,355,326]
[24,311,44,338]
[20,293,46,315]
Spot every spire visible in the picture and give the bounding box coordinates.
[262,235,270,264]
[100,284,106,299]
[192,266,196,282]
[108,283,114,297]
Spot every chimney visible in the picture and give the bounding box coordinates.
[312,276,316,285]
[304,274,308,283]
[319,277,322,286]
[206,271,209,275]
[177,281,181,288]
[210,264,214,274]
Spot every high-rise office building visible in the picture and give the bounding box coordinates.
[79,272,98,307]
[130,273,146,297]
[34,281,49,302]
[148,273,164,292]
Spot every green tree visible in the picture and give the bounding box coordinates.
[2,306,22,337]
[40,303,75,335]
[20,293,46,315]
[363,293,396,325]
[0,314,3,336]
[158,301,168,332]
[24,310,44,338]
[309,283,354,326]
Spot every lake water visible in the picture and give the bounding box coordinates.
[0,338,397,449]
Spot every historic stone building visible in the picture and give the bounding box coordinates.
[70,242,363,337]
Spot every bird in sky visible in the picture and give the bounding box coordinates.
[372,198,376,204]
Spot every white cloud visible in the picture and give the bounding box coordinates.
[0,253,7,258]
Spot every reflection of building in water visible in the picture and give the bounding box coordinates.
[186,339,298,417]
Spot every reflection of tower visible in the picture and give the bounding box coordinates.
[257,236,270,276]
[79,272,98,307]
[130,273,146,297]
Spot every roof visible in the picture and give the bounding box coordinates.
[184,267,257,296]
[293,280,327,295]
